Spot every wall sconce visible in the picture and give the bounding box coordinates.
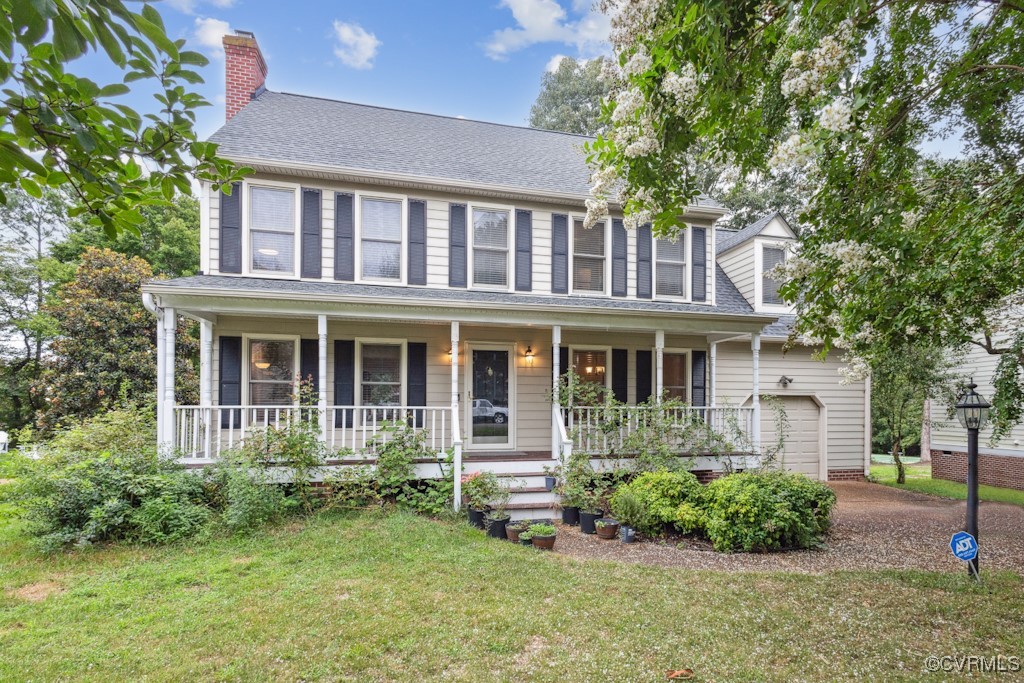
[524,346,534,366]
[447,347,453,363]
[778,375,794,387]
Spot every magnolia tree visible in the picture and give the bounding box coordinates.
[587,1,1024,435]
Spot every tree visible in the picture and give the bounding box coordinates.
[529,57,613,135]
[587,1,1024,432]
[0,188,67,434]
[34,248,198,432]
[51,194,200,278]
[0,0,247,236]
[871,344,958,483]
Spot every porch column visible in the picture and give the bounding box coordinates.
[451,321,461,511]
[200,320,213,406]
[318,315,328,443]
[162,307,176,451]
[155,308,166,448]
[709,341,718,407]
[751,332,761,453]
[655,330,665,403]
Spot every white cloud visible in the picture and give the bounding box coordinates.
[193,17,232,58]
[545,53,568,72]
[485,0,609,61]
[332,21,381,70]
[166,0,235,15]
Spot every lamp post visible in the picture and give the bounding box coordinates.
[955,380,990,580]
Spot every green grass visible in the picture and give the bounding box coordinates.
[2,509,1023,681]
[871,463,1024,507]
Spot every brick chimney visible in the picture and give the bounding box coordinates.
[223,30,267,121]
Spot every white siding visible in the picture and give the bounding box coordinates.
[718,242,756,307]
[425,200,450,288]
[207,183,220,275]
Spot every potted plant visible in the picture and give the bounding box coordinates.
[595,518,620,540]
[462,471,499,529]
[542,464,559,492]
[578,489,605,535]
[506,520,528,542]
[610,489,644,544]
[518,530,534,546]
[527,523,557,550]
[484,480,513,539]
[557,479,585,526]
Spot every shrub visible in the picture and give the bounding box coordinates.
[202,454,294,534]
[609,489,648,530]
[461,470,500,510]
[611,470,702,535]
[45,403,156,456]
[701,471,836,552]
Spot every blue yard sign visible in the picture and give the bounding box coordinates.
[950,531,979,562]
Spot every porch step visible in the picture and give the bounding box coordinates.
[463,459,556,475]
[464,451,552,462]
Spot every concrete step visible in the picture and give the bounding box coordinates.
[508,489,559,506]
[463,459,557,475]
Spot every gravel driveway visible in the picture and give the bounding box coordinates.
[552,482,1024,574]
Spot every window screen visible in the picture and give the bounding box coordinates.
[573,219,605,292]
[361,198,402,280]
[472,209,509,287]
[361,344,401,406]
[249,339,295,405]
[664,352,687,401]
[250,187,295,273]
[762,246,786,305]
[656,237,686,297]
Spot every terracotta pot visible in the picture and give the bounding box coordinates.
[561,506,580,526]
[467,507,487,529]
[595,519,620,540]
[531,534,556,550]
[579,509,604,534]
[506,525,527,542]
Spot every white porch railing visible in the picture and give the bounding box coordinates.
[562,405,756,457]
[172,405,455,460]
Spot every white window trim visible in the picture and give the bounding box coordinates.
[464,341,518,451]
[754,238,795,313]
[569,217,610,296]
[241,333,301,406]
[661,348,693,404]
[653,226,692,302]
[356,192,408,285]
[467,201,515,292]
[568,345,613,390]
[355,338,408,408]
[241,179,302,279]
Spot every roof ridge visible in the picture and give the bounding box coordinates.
[264,90,599,142]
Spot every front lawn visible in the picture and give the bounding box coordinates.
[2,510,1022,682]
[871,463,1024,507]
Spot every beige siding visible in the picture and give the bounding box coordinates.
[718,242,755,307]
[207,183,220,275]
[425,200,450,288]
[321,190,335,278]
[716,341,867,471]
[532,211,553,293]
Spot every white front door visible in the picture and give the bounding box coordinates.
[466,343,514,450]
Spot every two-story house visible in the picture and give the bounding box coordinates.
[141,32,870,515]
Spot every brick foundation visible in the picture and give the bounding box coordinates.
[931,449,1024,492]
[691,470,724,484]
[827,468,866,482]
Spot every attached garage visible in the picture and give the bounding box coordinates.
[757,395,826,480]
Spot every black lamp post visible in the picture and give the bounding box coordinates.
[955,380,990,579]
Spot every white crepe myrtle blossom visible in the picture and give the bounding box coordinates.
[838,354,871,384]
[661,64,699,111]
[584,197,609,229]
[623,45,653,78]
[602,0,665,53]
[768,133,812,170]
[611,86,644,123]
[818,97,852,133]
[781,20,855,99]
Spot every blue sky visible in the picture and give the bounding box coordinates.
[93,0,612,140]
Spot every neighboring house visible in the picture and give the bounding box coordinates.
[930,337,1024,492]
[141,31,870,516]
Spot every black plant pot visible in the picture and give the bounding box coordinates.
[561,506,580,526]
[486,516,509,539]
[468,507,487,529]
[580,509,603,535]
[544,476,557,491]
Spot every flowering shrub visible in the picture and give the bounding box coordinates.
[461,471,501,511]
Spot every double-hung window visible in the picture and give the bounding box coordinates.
[250,186,296,274]
[573,218,605,293]
[663,352,688,401]
[249,339,296,405]
[361,198,402,281]
[655,237,687,297]
[361,344,402,407]
[762,246,786,305]
[572,349,607,388]
[472,208,509,288]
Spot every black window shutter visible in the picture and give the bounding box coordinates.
[334,192,355,281]
[691,227,706,302]
[218,336,242,427]
[611,219,627,297]
[407,342,427,427]
[559,346,569,378]
[408,200,427,286]
[691,350,707,407]
[515,209,532,291]
[300,188,322,279]
[637,223,652,299]
[299,339,319,393]
[449,203,467,288]
[636,349,653,404]
[333,340,354,426]
[552,214,569,294]
[219,182,242,274]
[611,348,628,403]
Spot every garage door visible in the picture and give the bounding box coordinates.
[760,396,821,479]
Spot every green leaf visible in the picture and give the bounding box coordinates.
[132,13,178,59]
[20,176,43,197]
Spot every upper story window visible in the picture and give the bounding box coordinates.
[573,218,605,293]
[472,208,509,288]
[361,198,402,281]
[250,186,296,274]
[762,246,786,305]
[655,237,687,298]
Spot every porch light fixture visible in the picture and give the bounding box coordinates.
[524,346,534,365]
[778,376,794,387]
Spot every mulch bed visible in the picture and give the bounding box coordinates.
[547,482,1024,574]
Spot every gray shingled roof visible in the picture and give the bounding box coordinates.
[209,91,725,208]
[716,211,783,254]
[151,265,755,317]
[761,314,797,338]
